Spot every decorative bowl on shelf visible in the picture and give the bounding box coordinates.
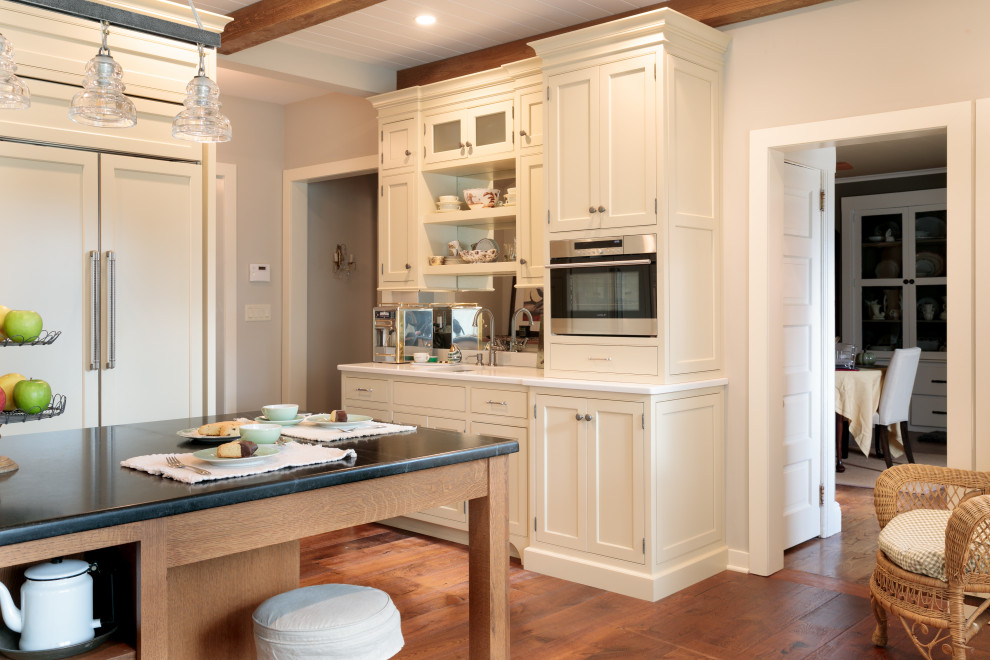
[436,201,462,212]
[462,188,500,209]
[459,249,498,264]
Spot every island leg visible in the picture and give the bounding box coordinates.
[468,454,509,659]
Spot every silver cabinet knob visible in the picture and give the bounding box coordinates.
[575,413,583,421]
[465,141,473,148]
[584,414,592,422]
[459,142,465,149]
[589,206,597,214]
[597,205,606,214]
[405,263,411,269]
[519,258,527,265]
[404,149,411,156]
[519,130,528,137]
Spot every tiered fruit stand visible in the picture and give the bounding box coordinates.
[0,329,66,472]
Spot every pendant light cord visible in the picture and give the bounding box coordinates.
[186,1,207,77]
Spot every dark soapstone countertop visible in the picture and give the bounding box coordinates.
[0,414,518,546]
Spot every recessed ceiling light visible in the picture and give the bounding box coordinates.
[415,14,436,26]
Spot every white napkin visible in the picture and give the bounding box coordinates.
[280,421,416,443]
[121,441,356,484]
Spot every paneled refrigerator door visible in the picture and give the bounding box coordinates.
[98,155,203,426]
[0,142,99,434]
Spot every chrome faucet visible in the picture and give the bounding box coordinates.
[472,307,497,366]
[510,307,533,352]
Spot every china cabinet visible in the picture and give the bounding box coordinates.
[840,188,947,431]
[424,99,515,165]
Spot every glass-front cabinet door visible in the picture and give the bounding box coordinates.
[424,100,514,165]
[841,189,946,359]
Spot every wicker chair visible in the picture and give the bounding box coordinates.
[871,464,990,658]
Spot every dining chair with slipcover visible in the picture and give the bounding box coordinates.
[873,347,922,468]
[871,464,990,658]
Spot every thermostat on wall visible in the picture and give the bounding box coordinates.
[249,264,271,282]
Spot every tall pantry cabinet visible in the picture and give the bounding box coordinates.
[0,1,223,433]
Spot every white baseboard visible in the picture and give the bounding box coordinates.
[727,548,750,573]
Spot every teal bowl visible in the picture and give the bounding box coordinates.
[237,423,282,444]
[262,404,298,421]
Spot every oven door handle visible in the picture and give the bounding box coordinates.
[545,259,653,269]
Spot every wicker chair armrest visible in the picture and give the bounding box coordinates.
[874,464,990,528]
[945,495,990,583]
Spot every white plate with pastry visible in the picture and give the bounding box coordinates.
[304,413,373,430]
[193,445,279,465]
[177,419,251,441]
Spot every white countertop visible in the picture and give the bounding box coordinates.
[338,362,727,395]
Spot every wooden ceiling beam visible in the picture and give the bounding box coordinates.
[219,0,388,55]
[397,0,832,89]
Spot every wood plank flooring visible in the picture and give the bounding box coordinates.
[299,486,990,658]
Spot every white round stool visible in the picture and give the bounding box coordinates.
[253,584,404,659]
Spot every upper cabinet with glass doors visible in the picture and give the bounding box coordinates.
[841,188,947,358]
[424,99,514,166]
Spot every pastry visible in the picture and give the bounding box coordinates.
[216,440,258,458]
[329,409,347,422]
[197,420,247,436]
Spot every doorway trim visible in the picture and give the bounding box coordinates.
[748,102,974,576]
[216,162,238,413]
[281,155,378,407]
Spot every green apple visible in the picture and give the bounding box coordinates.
[0,305,8,341]
[3,310,42,343]
[13,379,51,414]
[0,373,26,412]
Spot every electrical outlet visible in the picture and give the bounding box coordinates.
[245,304,271,321]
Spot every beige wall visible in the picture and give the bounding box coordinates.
[217,95,286,411]
[284,93,377,170]
[719,0,990,557]
[306,175,378,412]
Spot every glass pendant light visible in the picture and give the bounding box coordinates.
[0,32,30,109]
[69,22,137,128]
[172,44,231,143]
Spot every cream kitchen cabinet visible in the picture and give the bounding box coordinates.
[423,99,514,166]
[515,152,546,287]
[534,394,645,564]
[516,88,544,152]
[546,54,657,233]
[378,172,418,287]
[380,116,417,171]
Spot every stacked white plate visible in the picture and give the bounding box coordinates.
[436,199,462,212]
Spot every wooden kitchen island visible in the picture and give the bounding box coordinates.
[0,416,517,659]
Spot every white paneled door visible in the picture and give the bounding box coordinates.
[781,161,824,549]
[0,142,203,434]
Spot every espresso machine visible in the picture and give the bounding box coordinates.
[372,304,434,363]
[430,303,482,353]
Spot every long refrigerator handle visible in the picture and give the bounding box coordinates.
[89,250,100,371]
[106,250,116,370]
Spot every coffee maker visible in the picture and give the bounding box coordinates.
[372,304,434,363]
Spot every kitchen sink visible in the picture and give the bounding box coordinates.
[406,364,478,372]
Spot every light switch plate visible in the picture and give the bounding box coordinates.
[249,264,271,282]
[245,304,271,321]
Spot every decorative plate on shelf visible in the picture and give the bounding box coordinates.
[915,216,946,238]
[915,252,944,277]
[473,237,499,252]
[874,259,901,279]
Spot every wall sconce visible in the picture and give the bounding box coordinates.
[333,243,355,278]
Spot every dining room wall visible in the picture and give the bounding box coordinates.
[718,0,990,564]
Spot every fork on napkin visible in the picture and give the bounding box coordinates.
[121,441,356,484]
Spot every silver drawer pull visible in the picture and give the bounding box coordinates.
[588,357,613,361]
[486,400,508,406]
[355,387,374,392]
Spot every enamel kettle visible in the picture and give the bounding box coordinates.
[0,558,101,651]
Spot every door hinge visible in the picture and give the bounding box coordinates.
[547,209,550,225]
[819,189,825,212]
[642,413,645,429]
[380,263,384,275]
[533,403,536,419]
[819,483,825,506]
[642,537,646,553]
[380,185,383,196]
[512,106,515,119]
[654,62,657,79]
[423,146,426,158]
[534,517,537,532]
[654,198,657,214]
[423,123,426,135]
[546,86,550,101]
[380,130,383,142]
[380,153,383,164]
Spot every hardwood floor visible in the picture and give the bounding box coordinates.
[299,486,990,658]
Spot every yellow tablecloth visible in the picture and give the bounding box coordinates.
[835,369,903,458]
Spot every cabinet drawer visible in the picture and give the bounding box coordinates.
[911,394,948,428]
[549,344,659,377]
[470,388,528,419]
[342,377,390,405]
[393,380,466,413]
[914,363,947,396]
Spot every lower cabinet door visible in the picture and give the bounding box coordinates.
[535,395,587,551]
[397,413,468,524]
[471,421,528,542]
[586,399,645,563]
